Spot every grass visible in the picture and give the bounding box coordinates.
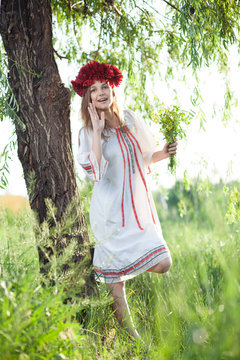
[0,181,239,359]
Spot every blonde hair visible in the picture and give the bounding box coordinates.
[80,86,125,138]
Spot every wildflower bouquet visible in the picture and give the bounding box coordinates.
[153,104,192,175]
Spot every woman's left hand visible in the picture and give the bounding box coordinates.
[162,139,178,158]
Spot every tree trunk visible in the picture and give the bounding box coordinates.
[0,0,94,293]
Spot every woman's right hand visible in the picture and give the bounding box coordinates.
[88,103,105,133]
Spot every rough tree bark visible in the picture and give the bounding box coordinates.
[0,0,94,292]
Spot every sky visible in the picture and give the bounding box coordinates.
[0,11,240,197]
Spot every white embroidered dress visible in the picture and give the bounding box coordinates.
[77,109,171,283]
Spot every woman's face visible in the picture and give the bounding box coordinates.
[89,81,113,111]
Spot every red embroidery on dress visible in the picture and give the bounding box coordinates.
[78,129,81,147]
[82,165,92,170]
[127,126,152,174]
[88,154,97,181]
[116,129,126,227]
[103,159,108,177]
[94,247,166,276]
[127,128,143,155]
[125,128,156,224]
[118,129,143,231]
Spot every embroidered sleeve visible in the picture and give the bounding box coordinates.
[124,109,157,168]
[77,127,108,181]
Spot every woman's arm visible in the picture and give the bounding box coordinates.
[88,103,105,168]
[150,140,178,164]
[92,130,103,168]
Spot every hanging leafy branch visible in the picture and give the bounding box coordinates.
[0,138,16,189]
[51,0,240,71]
[1,1,239,122]
[0,53,19,123]
[0,50,22,189]
[48,0,240,124]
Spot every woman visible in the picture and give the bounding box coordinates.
[71,61,177,340]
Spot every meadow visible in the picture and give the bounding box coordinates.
[0,179,239,360]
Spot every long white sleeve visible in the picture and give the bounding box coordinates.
[77,127,108,181]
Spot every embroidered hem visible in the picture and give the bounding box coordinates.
[94,245,171,284]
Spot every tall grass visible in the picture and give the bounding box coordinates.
[0,180,239,359]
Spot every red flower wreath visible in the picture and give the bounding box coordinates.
[71,61,123,97]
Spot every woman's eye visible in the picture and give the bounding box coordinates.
[90,89,96,92]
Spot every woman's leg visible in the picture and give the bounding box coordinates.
[147,256,172,273]
[107,280,140,339]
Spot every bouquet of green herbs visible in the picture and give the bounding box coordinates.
[153,104,192,175]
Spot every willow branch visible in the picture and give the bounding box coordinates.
[53,49,69,60]
[133,1,153,29]
[162,0,181,13]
